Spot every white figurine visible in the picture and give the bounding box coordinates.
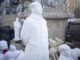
[0,40,8,54]
[16,1,49,60]
[14,18,21,41]
[58,44,73,60]
[5,45,23,60]
[58,44,80,60]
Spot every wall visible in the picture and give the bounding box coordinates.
[2,15,67,40]
[47,19,67,40]
[2,14,16,27]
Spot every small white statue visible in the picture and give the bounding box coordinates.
[14,18,21,41]
[58,44,73,60]
[5,45,23,60]
[0,40,8,60]
[58,44,80,60]
[0,40,8,50]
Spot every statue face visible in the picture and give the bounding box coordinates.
[16,18,19,21]
[34,5,42,14]
[30,2,43,14]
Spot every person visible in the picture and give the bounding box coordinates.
[14,18,21,41]
[16,1,49,60]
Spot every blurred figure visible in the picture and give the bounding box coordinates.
[5,45,23,60]
[14,18,21,41]
[17,1,49,60]
[58,44,72,60]
[0,40,8,54]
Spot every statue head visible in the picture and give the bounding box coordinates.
[59,44,71,55]
[15,18,19,22]
[0,40,8,50]
[9,45,16,51]
[30,1,43,14]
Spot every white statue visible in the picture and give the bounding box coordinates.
[71,48,80,60]
[0,40,8,60]
[5,45,23,60]
[58,44,73,60]
[16,1,49,60]
[14,18,21,41]
[58,44,80,60]
[0,40,8,51]
[0,54,4,60]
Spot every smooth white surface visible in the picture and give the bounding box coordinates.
[0,54,4,60]
[0,40,8,50]
[17,1,49,60]
[14,18,21,41]
[0,41,2,51]
[5,45,23,60]
[9,45,16,51]
[58,44,80,60]
[71,48,80,60]
[5,50,22,60]
[58,44,73,60]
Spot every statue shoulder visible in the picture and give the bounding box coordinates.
[43,18,47,25]
[24,16,32,23]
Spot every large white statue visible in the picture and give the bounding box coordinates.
[14,18,21,41]
[16,1,49,60]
